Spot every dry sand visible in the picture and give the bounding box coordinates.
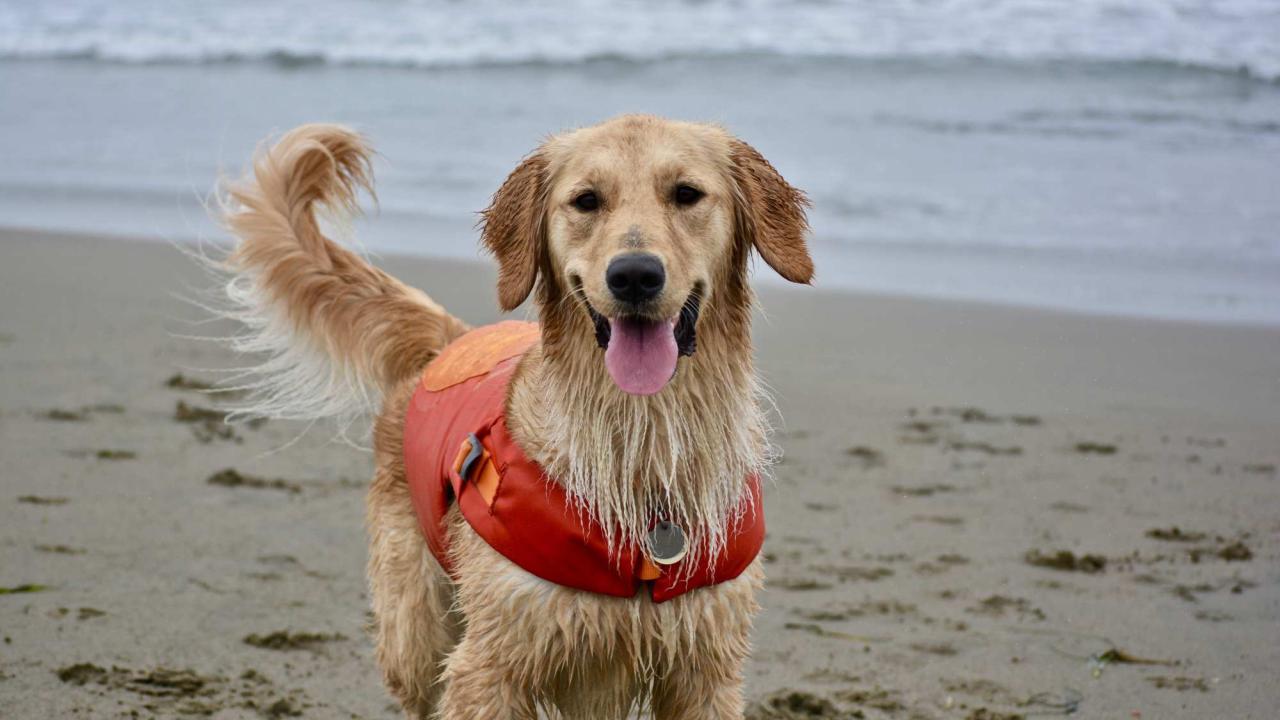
[1,228,1277,719]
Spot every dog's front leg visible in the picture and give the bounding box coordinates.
[649,569,760,720]
[437,632,538,720]
[651,667,747,720]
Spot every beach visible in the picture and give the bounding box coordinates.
[1,228,1277,718]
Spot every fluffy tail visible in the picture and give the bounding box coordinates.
[216,124,468,427]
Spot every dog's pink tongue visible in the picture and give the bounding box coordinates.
[604,317,678,395]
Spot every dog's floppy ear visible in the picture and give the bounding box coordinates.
[730,139,813,284]
[481,151,549,311]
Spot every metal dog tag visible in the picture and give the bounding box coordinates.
[647,520,687,565]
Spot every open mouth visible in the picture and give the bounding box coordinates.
[573,279,703,396]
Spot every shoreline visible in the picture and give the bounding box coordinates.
[5,225,1279,331]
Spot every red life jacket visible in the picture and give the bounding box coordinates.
[402,321,765,603]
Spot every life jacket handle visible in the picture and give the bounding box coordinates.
[451,433,500,508]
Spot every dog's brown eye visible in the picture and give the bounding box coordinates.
[573,191,600,211]
[674,185,703,206]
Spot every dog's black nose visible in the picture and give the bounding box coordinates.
[606,253,665,304]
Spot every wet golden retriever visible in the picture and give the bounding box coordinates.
[218,115,812,719]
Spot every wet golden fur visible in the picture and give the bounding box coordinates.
[218,116,812,719]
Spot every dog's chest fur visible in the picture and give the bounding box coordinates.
[504,338,770,572]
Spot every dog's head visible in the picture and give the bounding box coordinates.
[481,115,811,395]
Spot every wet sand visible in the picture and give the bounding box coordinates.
[1,228,1277,718]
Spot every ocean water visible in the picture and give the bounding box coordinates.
[1,1,1279,324]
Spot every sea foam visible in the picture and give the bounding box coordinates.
[1,0,1277,80]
